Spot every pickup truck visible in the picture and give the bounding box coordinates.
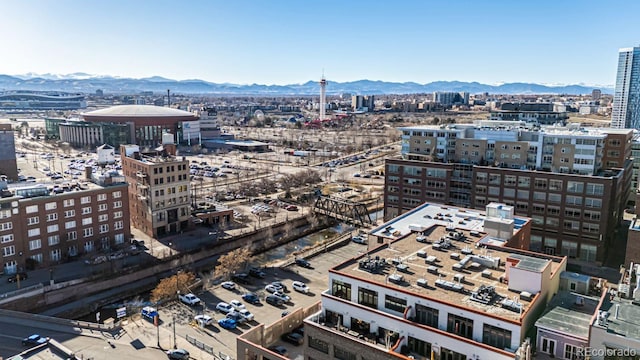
[179,293,201,306]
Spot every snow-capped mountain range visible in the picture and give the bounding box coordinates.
[0,73,614,96]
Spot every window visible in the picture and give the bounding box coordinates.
[65,221,76,229]
[580,244,597,262]
[3,245,15,257]
[308,336,329,354]
[81,196,91,204]
[47,213,58,222]
[503,188,515,198]
[97,194,107,201]
[0,222,13,230]
[47,224,59,233]
[48,235,60,246]
[447,314,473,339]
[98,214,108,222]
[113,191,122,198]
[358,288,378,309]
[82,217,93,226]
[408,337,432,358]
[0,209,11,219]
[98,203,107,211]
[26,205,38,214]
[332,280,351,300]
[384,295,407,313]
[83,228,93,237]
[333,345,356,360]
[541,337,556,356]
[67,231,77,241]
[64,210,75,218]
[27,216,39,225]
[567,181,584,193]
[29,239,42,251]
[548,193,562,203]
[113,211,123,219]
[63,199,74,207]
[518,176,530,188]
[114,201,122,208]
[586,183,604,195]
[82,207,92,215]
[45,202,57,210]
[483,324,512,350]
[549,180,563,191]
[99,224,109,233]
[28,228,41,237]
[114,221,123,230]
[504,175,517,186]
[585,198,602,208]
[1,234,13,243]
[415,304,439,328]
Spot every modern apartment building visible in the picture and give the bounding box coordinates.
[489,103,568,125]
[120,140,191,238]
[611,46,640,129]
[433,91,469,106]
[0,171,130,274]
[352,95,375,112]
[384,123,633,265]
[303,202,565,360]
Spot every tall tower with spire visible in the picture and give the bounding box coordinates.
[319,75,327,121]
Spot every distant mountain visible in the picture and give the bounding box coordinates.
[0,73,613,95]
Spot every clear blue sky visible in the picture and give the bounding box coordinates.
[2,0,639,86]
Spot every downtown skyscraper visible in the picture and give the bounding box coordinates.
[611,46,640,129]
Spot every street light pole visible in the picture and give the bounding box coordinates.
[173,315,177,349]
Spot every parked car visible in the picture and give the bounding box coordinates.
[285,205,298,211]
[295,258,312,268]
[248,267,266,278]
[194,315,213,326]
[221,281,236,290]
[216,302,234,314]
[242,293,261,304]
[237,309,254,321]
[22,334,48,346]
[271,281,288,292]
[265,295,284,306]
[232,273,251,284]
[265,284,281,293]
[352,235,367,244]
[225,311,246,324]
[179,293,201,306]
[268,345,288,356]
[229,299,246,311]
[7,272,28,283]
[166,348,190,359]
[292,281,309,294]
[217,318,237,330]
[272,291,291,303]
[281,332,304,346]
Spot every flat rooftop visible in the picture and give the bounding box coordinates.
[370,202,528,244]
[333,225,562,322]
[595,291,640,339]
[535,292,600,340]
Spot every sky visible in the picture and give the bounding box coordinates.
[2,0,640,86]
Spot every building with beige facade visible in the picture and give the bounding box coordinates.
[120,139,191,238]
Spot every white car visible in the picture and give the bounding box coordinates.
[229,299,246,311]
[292,281,309,294]
[221,281,236,290]
[352,235,367,244]
[194,314,213,326]
[216,302,234,314]
[265,284,281,293]
[237,308,254,321]
[272,291,291,303]
[179,293,201,306]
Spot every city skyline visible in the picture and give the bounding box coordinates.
[2,0,640,86]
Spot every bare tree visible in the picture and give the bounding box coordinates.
[214,247,251,279]
[150,271,196,303]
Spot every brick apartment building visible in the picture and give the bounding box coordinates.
[0,171,130,274]
[384,123,633,265]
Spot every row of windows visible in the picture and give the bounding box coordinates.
[25,199,122,214]
[152,164,187,174]
[330,280,512,350]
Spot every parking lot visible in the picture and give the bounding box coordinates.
[123,239,367,359]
